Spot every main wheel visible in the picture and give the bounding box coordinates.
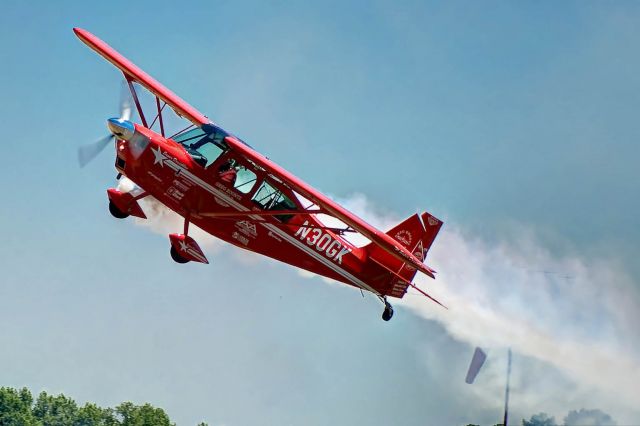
[382,303,394,321]
[109,201,129,219]
[170,246,190,263]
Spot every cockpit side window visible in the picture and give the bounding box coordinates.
[251,180,298,222]
[234,167,257,194]
[172,126,228,168]
[217,158,257,194]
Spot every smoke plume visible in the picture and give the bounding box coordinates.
[117,181,640,422]
[335,194,640,422]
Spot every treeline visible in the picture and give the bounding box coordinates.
[466,408,616,426]
[0,387,207,426]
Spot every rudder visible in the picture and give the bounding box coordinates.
[366,211,442,298]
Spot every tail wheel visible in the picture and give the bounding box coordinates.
[382,302,394,321]
[108,200,129,219]
[170,246,190,264]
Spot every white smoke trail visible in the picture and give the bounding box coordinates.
[116,177,221,251]
[334,196,640,422]
[116,181,640,420]
[404,225,640,419]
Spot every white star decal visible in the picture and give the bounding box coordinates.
[179,240,189,252]
[152,146,165,166]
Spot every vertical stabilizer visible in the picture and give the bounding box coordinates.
[420,211,443,257]
[365,211,442,298]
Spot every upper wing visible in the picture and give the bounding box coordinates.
[224,136,437,279]
[73,28,209,127]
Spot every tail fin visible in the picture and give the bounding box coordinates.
[420,211,443,259]
[366,211,443,298]
[383,211,442,262]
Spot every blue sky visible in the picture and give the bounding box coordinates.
[1,1,639,425]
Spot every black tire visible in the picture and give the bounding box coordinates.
[170,246,190,263]
[382,304,394,321]
[109,201,129,219]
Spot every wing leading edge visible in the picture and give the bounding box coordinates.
[73,28,209,127]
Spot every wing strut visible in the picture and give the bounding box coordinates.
[74,28,209,126]
[126,77,148,127]
[154,97,166,136]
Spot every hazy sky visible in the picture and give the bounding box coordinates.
[1,1,639,425]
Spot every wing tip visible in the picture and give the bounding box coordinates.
[73,27,93,45]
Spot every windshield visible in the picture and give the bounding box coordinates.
[172,126,228,167]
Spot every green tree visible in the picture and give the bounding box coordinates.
[115,402,174,426]
[75,403,117,426]
[0,387,40,426]
[32,391,79,426]
[0,387,208,425]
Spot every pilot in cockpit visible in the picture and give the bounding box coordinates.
[218,159,238,185]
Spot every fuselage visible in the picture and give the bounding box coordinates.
[116,122,396,297]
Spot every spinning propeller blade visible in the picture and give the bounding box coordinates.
[78,82,133,167]
[78,134,114,168]
[119,81,132,121]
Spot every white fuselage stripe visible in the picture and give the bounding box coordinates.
[158,154,378,295]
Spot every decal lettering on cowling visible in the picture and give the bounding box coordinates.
[294,221,352,264]
[166,186,185,200]
[172,179,192,192]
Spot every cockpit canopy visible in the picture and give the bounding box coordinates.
[172,125,229,167]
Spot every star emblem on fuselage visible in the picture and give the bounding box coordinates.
[179,240,189,252]
[152,146,165,166]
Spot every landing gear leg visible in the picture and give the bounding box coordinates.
[183,214,190,236]
[381,296,394,321]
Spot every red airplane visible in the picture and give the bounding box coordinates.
[74,28,444,321]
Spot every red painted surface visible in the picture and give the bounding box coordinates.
[75,28,444,304]
[169,234,209,264]
[107,188,146,219]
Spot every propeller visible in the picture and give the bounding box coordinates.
[78,82,133,167]
[78,134,116,167]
